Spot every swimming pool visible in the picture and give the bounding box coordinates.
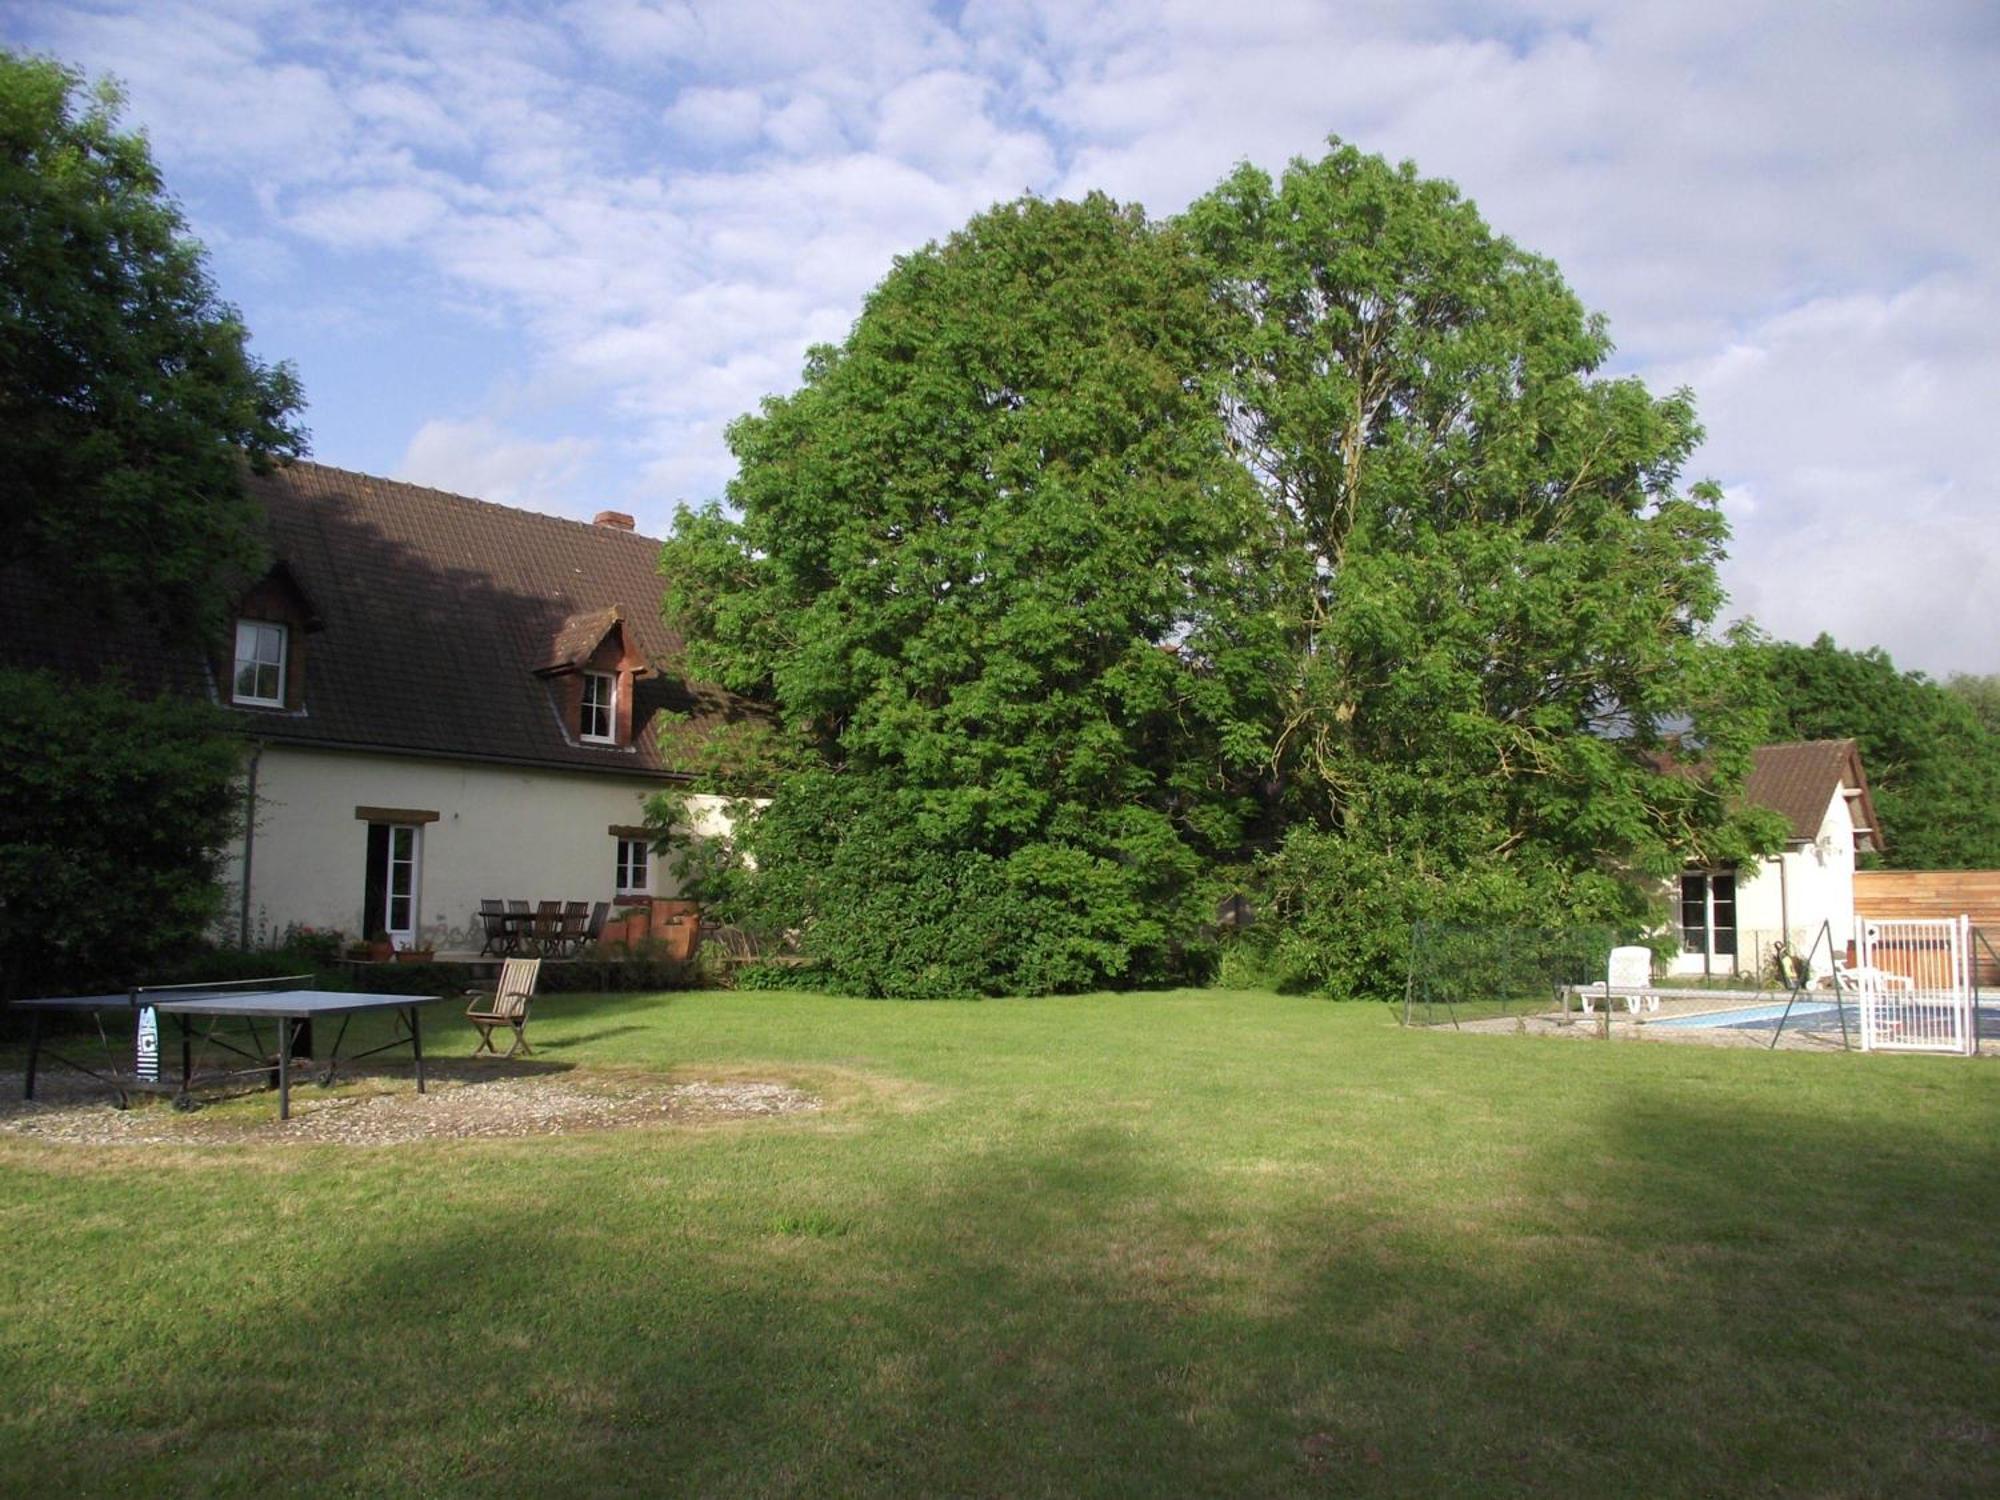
[1650,999,1847,1030]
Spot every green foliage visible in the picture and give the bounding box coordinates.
[1944,672,2000,739]
[1247,827,1636,1001]
[0,669,245,998]
[699,771,1215,998]
[1753,634,2000,868]
[0,51,306,645]
[663,195,1270,995]
[1181,142,1776,990]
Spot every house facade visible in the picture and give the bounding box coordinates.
[212,462,760,951]
[5,460,753,953]
[1670,739,1880,979]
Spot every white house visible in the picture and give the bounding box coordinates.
[1670,739,1881,979]
[0,461,757,953]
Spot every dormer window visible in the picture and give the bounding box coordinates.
[233,621,288,707]
[581,671,616,743]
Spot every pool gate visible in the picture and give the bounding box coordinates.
[1855,915,1976,1055]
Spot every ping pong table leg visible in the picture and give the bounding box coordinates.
[410,1005,426,1095]
[179,1014,193,1093]
[278,1018,293,1121]
[24,1010,42,1100]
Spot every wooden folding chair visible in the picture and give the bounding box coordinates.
[466,958,541,1058]
[560,900,590,957]
[477,898,507,957]
[530,899,563,957]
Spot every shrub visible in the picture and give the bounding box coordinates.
[707,770,1211,998]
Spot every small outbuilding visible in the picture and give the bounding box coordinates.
[1670,739,1880,979]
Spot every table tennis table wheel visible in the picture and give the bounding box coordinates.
[317,1067,337,1088]
[172,1092,201,1113]
[112,1090,130,1111]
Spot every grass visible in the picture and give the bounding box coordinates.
[2,988,1996,1497]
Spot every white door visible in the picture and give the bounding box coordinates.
[365,823,422,949]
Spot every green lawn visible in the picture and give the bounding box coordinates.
[3,990,1996,1497]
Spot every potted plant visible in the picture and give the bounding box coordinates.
[366,931,394,963]
[393,944,435,964]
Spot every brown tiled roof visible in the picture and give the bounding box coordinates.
[0,460,764,779]
[1743,739,1880,849]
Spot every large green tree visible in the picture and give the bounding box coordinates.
[0,52,306,994]
[663,195,1276,995]
[1184,143,1775,993]
[1,51,305,644]
[1755,635,2000,869]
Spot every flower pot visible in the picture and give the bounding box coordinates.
[394,948,435,964]
[660,915,698,962]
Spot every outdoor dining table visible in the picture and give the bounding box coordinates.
[486,906,581,957]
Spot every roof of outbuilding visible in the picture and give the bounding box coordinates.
[1743,739,1880,849]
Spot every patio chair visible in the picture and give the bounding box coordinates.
[531,899,564,956]
[1831,962,1914,997]
[477,899,507,957]
[466,957,541,1058]
[559,900,590,957]
[1581,945,1655,1015]
[580,900,611,953]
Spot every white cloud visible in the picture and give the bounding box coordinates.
[398,418,599,509]
[663,86,764,147]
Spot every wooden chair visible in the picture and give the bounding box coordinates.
[477,899,507,957]
[531,899,563,956]
[580,900,611,953]
[559,900,590,957]
[466,958,541,1058]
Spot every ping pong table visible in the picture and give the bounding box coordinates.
[15,975,447,1120]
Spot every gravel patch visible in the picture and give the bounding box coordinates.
[0,1066,822,1147]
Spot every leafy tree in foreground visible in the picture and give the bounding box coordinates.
[1185,143,1776,994]
[1755,635,2000,869]
[0,53,305,993]
[0,672,243,998]
[663,195,1275,995]
[1,51,305,645]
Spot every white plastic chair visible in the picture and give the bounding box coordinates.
[1581,945,1656,1015]
[1831,962,1913,997]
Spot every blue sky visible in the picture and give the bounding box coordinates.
[7,0,1998,674]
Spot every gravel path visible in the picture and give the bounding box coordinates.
[0,1065,822,1147]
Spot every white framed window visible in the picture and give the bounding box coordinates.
[1679,870,1736,958]
[614,836,650,894]
[581,670,616,742]
[233,620,287,706]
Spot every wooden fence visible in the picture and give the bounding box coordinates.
[1852,870,2000,985]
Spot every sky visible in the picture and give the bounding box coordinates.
[6,0,1998,676]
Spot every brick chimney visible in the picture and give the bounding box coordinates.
[593,510,635,531]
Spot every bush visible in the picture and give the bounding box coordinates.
[1239,825,1646,1001]
[706,770,1212,998]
